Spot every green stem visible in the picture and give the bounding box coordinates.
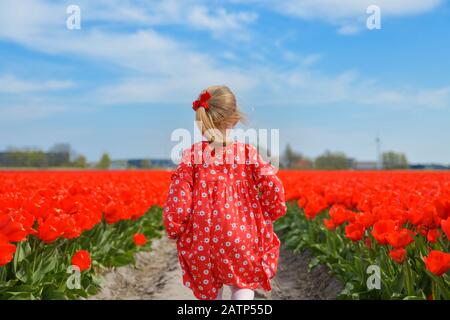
[404,260,414,297]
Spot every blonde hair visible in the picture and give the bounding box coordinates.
[195,85,244,144]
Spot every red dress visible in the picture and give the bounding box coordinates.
[163,141,286,300]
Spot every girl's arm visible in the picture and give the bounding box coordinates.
[163,150,194,240]
[249,145,287,221]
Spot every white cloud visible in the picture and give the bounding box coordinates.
[274,0,443,20]
[0,74,75,93]
[337,24,361,35]
[70,0,258,36]
[186,6,257,36]
[95,64,450,110]
[0,0,258,42]
[0,1,258,104]
[228,67,450,110]
[282,51,323,66]
[95,69,257,105]
[232,0,443,34]
[80,0,156,24]
[361,86,450,110]
[0,103,69,122]
[0,0,71,39]
[0,0,448,112]
[301,54,323,66]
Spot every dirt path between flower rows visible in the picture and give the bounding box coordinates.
[91,236,342,300]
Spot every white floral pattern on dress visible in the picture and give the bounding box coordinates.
[163,141,286,300]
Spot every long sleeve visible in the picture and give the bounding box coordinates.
[163,150,194,240]
[249,145,287,221]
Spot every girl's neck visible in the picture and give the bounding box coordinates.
[205,128,234,147]
[206,140,234,147]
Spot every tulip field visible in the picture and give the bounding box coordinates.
[0,171,171,299]
[0,170,449,299]
[276,171,450,300]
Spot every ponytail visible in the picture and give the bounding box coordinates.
[194,85,244,144]
[196,107,225,143]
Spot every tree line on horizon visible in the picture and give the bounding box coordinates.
[0,144,150,170]
[281,144,409,170]
[0,143,113,169]
[0,143,414,170]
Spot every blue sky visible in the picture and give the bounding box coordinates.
[0,0,449,163]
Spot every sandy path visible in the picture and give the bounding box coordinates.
[91,236,341,300]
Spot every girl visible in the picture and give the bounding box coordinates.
[163,85,286,300]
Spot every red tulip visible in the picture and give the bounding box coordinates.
[133,233,147,246]
[71,250,91,271]
[441,217,450,240]
[37,215,66,243]
[355,212,377,228]
[389,248,407,264]
[0,234,16,266]
[0,213,28,242]
[407,208,423,225]
[371,220,396,245]
[424,250,450,276]
[386,229,414,248]
[323,218,336,230]
[345,223,365,242]
[304,194,328,219]
[329,205,353,226]
[297,198,306,208]
[427,229,440,243]
[421,203,441,229]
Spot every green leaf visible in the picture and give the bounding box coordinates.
[42,286,67,300]
[8,292,34,300]
[6,284,35,293]
[391,270,405,294]
[308,257,320,271]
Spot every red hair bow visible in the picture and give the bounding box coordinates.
[192,91,211,111]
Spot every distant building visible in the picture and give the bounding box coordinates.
[110,160,128,169]
[46,152,70,166]
[110,158,175,169]
[150,159,176,168]
[409,164,450,170]
[352,161,378,170]
[127,159,145,169]
[0,152,12,166]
